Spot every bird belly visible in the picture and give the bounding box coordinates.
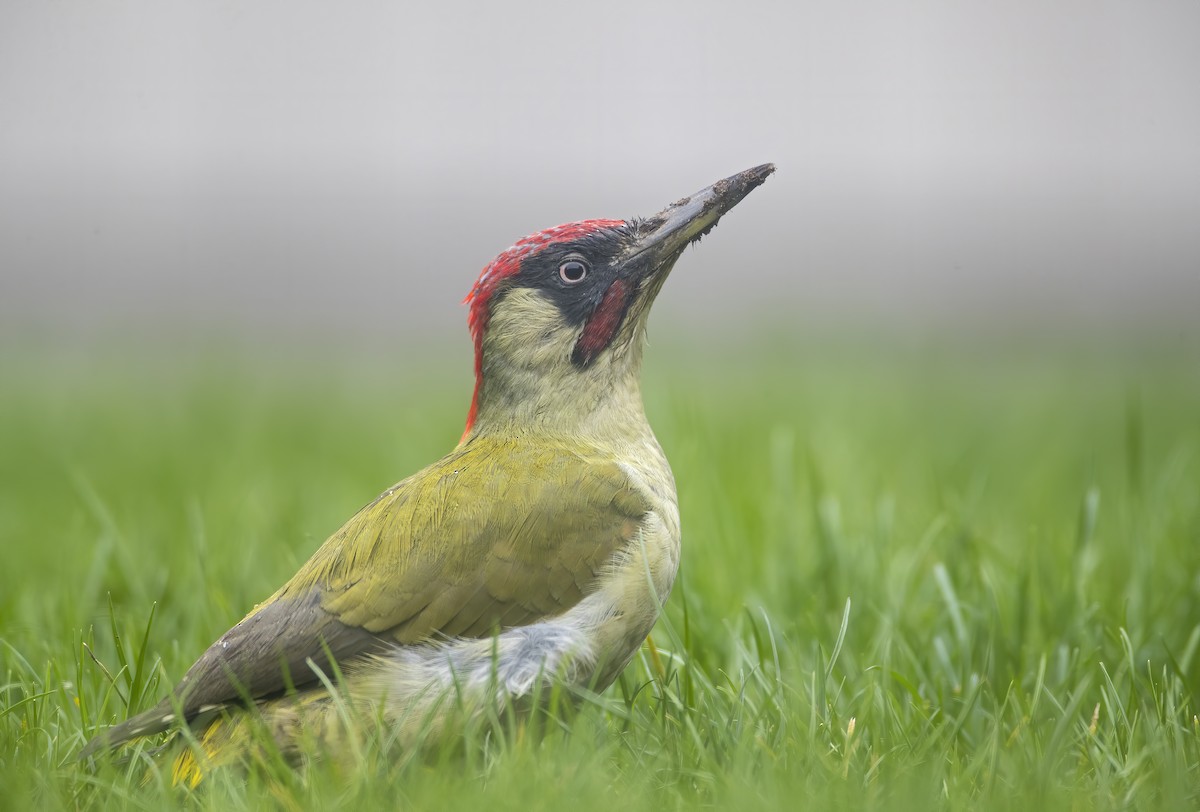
[575,505,682,688]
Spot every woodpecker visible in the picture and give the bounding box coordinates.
[79,164,775,783]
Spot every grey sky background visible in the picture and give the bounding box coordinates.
[2,1,1198,345]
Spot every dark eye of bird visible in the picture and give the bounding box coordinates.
[558,259,588,285]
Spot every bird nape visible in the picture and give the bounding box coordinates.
[79,164,776,785]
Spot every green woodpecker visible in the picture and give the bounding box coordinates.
[79,164,775,783]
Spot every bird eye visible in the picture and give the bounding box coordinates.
[558,259,588,285]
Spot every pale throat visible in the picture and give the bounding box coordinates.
[466,289,651,442]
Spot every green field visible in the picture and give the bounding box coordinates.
[2,335,1199,809]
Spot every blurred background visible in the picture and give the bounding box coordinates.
[3,0,1198,352]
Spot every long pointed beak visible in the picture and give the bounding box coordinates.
[625,163,776,271]
[571,163,775,368]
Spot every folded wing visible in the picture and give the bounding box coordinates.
[80,437,647,757]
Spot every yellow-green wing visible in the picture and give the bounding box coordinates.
[292,435,649,640]
[80,436,648,756]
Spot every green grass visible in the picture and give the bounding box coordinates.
[2,335,1199,809]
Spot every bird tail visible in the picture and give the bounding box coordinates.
[77,696,180,762]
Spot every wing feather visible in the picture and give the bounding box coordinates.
[86,436,649,752]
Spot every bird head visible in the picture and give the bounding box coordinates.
[461,164,775,442]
